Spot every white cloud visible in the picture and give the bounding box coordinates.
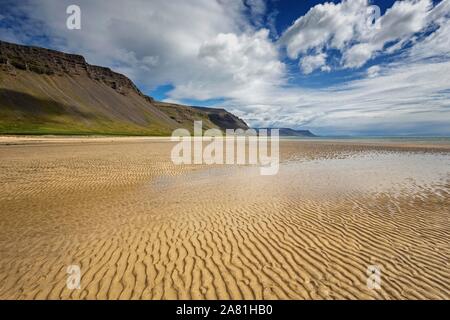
[226,58,450,135]
[245,0,267,26]
[300,53,327,74]
[221,0,450,135]
[279,0,435,70]
[342,43,376,69]
[374,0,431,46]
[170,29,285,100]
[410,0,450,61]
[367,65,380,78]
[279,0,369,58]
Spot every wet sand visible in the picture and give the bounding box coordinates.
[0,137,449,299]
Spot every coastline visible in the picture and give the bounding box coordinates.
[2,134,450,150]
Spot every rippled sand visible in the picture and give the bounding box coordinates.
[0,137,449,300]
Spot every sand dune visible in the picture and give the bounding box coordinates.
[0,138,449,299]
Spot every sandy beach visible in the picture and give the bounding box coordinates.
[0,137,449,300]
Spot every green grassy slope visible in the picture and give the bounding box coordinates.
[0,70,178,135]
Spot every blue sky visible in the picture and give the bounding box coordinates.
[0,0,449,136]
[151,0,404,99]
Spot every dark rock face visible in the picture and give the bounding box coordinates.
[255,128,317,137]
[0,40,142,96]
[278,128,316,137]
[192,107,249,130]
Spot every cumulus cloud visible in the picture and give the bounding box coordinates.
[410,0,450,61]
[279,0,369,58]
[279,0,435,70]
[222,0,450,135]
[171,29,285,100]
[300,53,328,74]
[245,0,267,27]
[367,65,381,78]
[342,43,376,69]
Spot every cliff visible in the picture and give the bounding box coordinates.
[0,40,248,135]
[255,128,317,137]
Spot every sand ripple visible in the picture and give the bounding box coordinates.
[0,139,448,299]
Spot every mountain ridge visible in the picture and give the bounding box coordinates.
[0,40,248,135]
[255,128,317,137]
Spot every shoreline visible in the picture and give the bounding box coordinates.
[1,135,450,151]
